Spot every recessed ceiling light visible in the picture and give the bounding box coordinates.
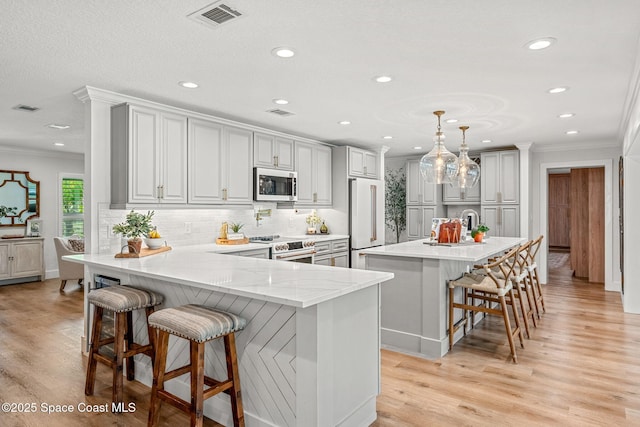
[382,136,393,140]
[525,37,557,50]
[445,119,458,124]
[338,120,351,125]
[566,130,579,135]
[272,47,295,58]
[178,81,198,89]
[46,123,71,129]
[558,113,575,118]
[481,139,492,143]
[548,87,568,94]
[413,146,422,150]
[53,142,65,147]
[374,75,393,83]
[273,98,289,105]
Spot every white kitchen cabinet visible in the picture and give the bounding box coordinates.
[406,159,439,205]
[407,206,440,240]
[481,150,519,204]
[254,132,294,170]
[481,206,520,237]
[348,147,378,178]
[111,103,188,206]
[314,238,349,267]
[225,248,270,259]
[0,238,44,284]
[188,119,253,204]
[295,142,332,206]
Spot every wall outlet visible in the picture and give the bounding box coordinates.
[184,222,192,233]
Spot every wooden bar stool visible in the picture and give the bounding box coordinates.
[85,286,163,406]
[448,246,525,363]
[526,235,546,315]
[147,304,246,427]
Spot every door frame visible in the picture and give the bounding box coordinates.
[539,159,615,290]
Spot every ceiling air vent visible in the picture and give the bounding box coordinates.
[266,109,295,117]
[188,2,244,28]
[12,104,40,112]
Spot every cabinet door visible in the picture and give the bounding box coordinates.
[0,243,9,278]
[443,180,481,204]
[128,106,160,203]
[315,255,332,266]
[349,148,365,177]
[500,206,520,237]
[295,142,314,204]
[481,152,499,204]
[159,113,188,203]
[421,180,438,204]
[275,137,294,170]
[314,145,332,205]
[254,132,276,168]
[11,241,43,277]
[224,126,253,204]
[364,152,378,178]
[420,206,438,239]
[188,119,224,203]
[499,151,519,203]
[406,160,421,205]
[481,206,499,237]
[332,253,349,268]
[406,206,422,239]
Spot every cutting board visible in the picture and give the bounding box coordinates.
[115,246,172,258]
[216,237,249,245]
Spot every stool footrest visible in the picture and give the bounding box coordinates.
[203,377,233,400]
[157,389,191,414]
[124,343,153,359]
[164,365,192,381]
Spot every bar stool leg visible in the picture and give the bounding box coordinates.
[225,333,244,427]
[146,307,157,364]
[85,306,104,396]
[113,312,126,406]
[126,311,135,381]
[190,341,206,427]
[149,329,169,427]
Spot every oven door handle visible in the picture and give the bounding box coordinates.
[275,251,316,260]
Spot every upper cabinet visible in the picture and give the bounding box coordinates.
[254,132,294,170]
[406,159,439,205]
[442,180,481,204]
[188,119,253,205]
[348,147,378,178]
[480,150,519,204]
[111,104,188,206]
[295,142,332,206]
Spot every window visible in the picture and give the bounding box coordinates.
[60,174,84,237]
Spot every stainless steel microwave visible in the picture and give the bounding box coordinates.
[253,168,297,201]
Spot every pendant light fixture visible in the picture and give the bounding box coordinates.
[420,110,459,184]
[454,125,480,198]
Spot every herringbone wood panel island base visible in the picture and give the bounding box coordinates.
[1,264,639,426]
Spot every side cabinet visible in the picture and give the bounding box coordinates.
[314,239,349,267]
[406,206,440,240]
[0,238,44,284]
[348,147,379,178]
[254,132,294,170]
[481,150,519,204]
[481,206,520,237]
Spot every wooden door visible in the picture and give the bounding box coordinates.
[548,173,571,248]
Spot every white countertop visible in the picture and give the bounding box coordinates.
[284,234,350,242]
[64,244,392,308]
[361,236,526,262]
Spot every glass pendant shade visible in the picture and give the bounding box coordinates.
[419,111,459,184]
[454,126,480,197]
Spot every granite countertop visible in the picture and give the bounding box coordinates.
[361,236,526,262]
[64,244,392,308]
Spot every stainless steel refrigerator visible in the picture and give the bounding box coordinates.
[350,178,385,269]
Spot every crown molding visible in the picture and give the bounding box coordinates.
[531,139,622,153]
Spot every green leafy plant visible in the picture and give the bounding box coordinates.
[306,210,322,227]
[471,224,490,238]
[230,222,244,233]
[0,205,17,218]
[113,210,155,240]
[385,168,407,243]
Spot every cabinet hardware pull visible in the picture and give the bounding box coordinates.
[364,165,367,175]
[370,185,377,242]
[497,207,502,225]
[313,192,317,203]
[274,155,278,167]
[497,191,502,204]
[331,257,335,266]
[222,188,228,201]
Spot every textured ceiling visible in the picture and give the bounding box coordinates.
[1,0,640,157]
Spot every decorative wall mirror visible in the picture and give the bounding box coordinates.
[0,170,40,227]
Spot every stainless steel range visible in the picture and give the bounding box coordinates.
[248,235,316,263]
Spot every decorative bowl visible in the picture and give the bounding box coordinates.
[144,237,165,249]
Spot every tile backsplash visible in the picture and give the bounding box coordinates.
[98,203,346,254]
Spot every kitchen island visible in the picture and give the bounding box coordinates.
[65,247,393,427]
[361,237,525,359]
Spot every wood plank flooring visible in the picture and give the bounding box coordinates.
[1,255,638,426]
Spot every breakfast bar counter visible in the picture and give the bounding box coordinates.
[66,248,393,427]
[361,237,525,359]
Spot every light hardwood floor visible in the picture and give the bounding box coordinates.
[1,256,638,426]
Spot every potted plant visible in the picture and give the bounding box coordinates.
[385,168,406,243]
[113,210,155,253]
[306,210,322,234]
[471,224,490,243]
[227,222,244,240]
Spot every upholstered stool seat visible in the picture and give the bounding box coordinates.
[148,304,246,427]
[85,286,163,406]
